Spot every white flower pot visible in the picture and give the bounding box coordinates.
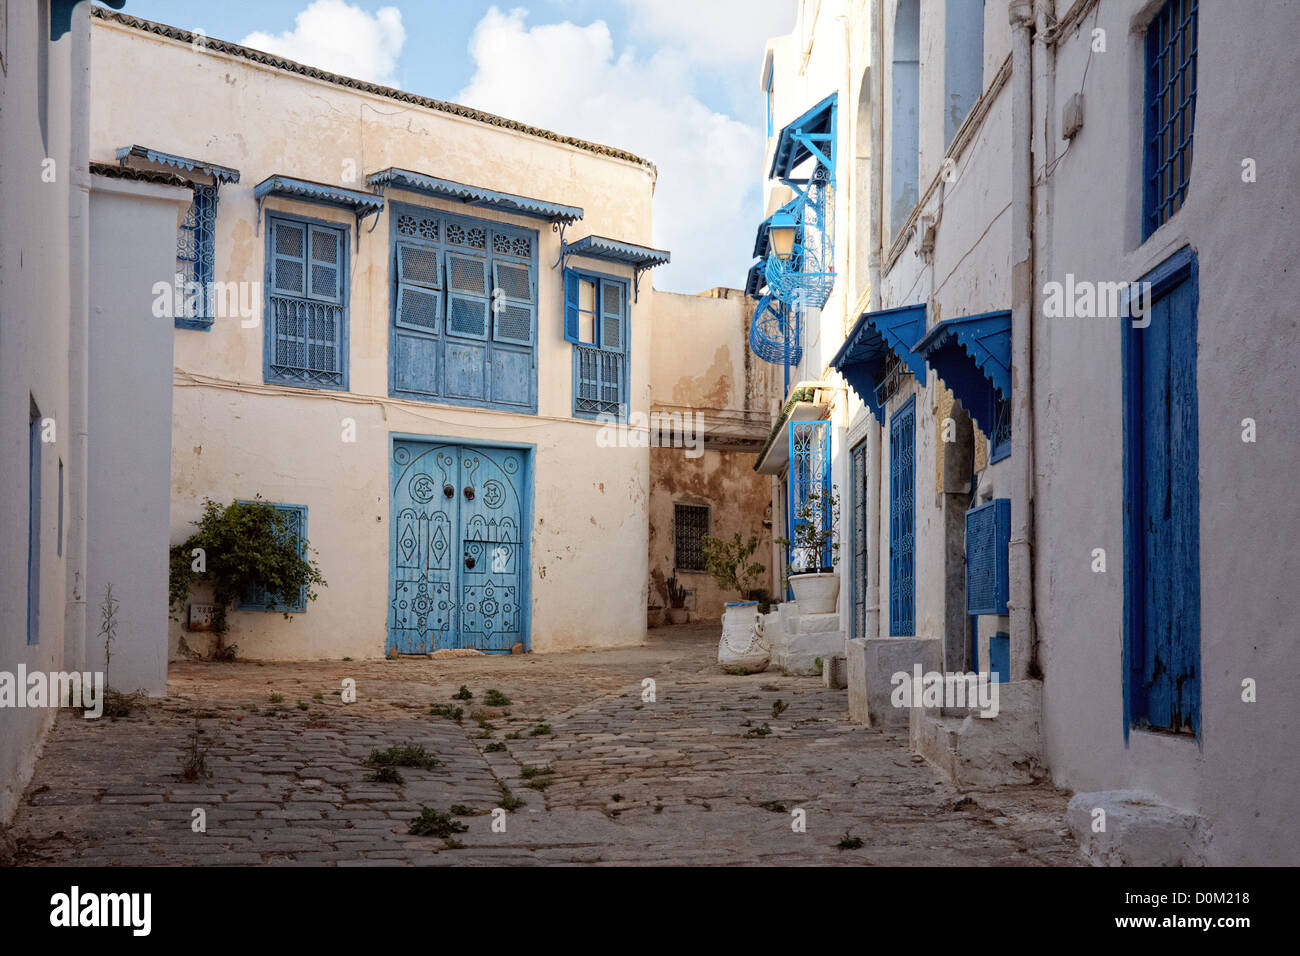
[717,601,769,672]
[789,572,840,615]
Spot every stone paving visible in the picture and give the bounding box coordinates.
[9,626,1083,865]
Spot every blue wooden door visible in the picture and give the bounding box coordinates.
[457,447,525,652]
[1124,250,1200,735]
[850,441,867,639]
[889,396,916,635]
[389,440,526,653]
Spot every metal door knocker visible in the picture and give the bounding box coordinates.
[443,483,454,498]
[464,555,476,569]
[463,486,475,500]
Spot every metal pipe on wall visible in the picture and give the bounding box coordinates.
[1008,0,1037,681]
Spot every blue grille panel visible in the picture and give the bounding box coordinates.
[1143,0,1198,238]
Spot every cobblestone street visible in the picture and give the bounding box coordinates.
[11,627,1082,866]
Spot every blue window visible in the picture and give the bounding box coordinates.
[27,401,42,645]
[177,184,218,330]
[239,502,309,613]
[1143,0,1197,239]
[1123,247,1200,736]
[888,395,915,635]
[264,214,348,390]
[564,267,628,418]
[788,420,831,571]
[388,204,538,412]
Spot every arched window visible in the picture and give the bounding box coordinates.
[945,0,985,146]
[891,0,920,235]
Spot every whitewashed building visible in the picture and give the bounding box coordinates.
[751,0,1300,864]
[87,7,777,661]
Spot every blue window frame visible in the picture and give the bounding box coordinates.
[1142,0,1197,239]
[1122,246,1200,737]
[27,401,42,645]
[239,502,309,613]
[388,203,538,412]
[888,395,916,635]
[264,213,349,390]
[788,420,832,571]
[564,267,628,419]
[176,184,218,330]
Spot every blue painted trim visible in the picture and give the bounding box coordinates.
[753,218,773,260]
[367,168,582,224]
[561,235,670,269]
[262,209,351,391]
[387,432,535,653]
[830,303,928,420]
[386,201,539,413]
[744,262,766,299]
[989,632,1010,684]
[914,309,1012,438]
[115,145,240,183]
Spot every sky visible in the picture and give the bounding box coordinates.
[116,0,798,293]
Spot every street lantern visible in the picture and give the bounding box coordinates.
[768,208,798,261]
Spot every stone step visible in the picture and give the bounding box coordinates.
[1066,790,1209,866]
[774,630,846,676]
[909,679,1046,789]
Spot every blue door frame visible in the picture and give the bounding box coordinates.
[388,434,533,654]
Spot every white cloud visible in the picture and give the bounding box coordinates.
[242,0,405,86]
[458,7,766,294]
[617,0,795,69]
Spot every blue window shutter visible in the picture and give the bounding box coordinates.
[599,279,624,351]
[27,406,42,646]
[491,260,535,346]
[395,241,442,333]
[271,219,306,295]
[965,498,1010,615]
[563,268,580,343]
[307,224,342,302]
[446,251,489,339]
[240,503,309,613]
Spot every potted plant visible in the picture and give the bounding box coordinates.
[663,574,690,624]
[168,497,326,659]
[776,486,841,614]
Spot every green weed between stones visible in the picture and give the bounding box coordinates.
[366,743,441,770]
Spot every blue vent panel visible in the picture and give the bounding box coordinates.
[965,498,1010,615]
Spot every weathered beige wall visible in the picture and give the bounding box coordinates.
[648,289,780,621]
[89,17,662,658]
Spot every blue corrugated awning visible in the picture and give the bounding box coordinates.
[366,168,582,224]
[769,92,837,182]
[254,175,385,214]
[562,235,670,268]
[744,262,766,299]
[915,310,1012,435]
[115,145,240,184]
[829,304,928,419]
